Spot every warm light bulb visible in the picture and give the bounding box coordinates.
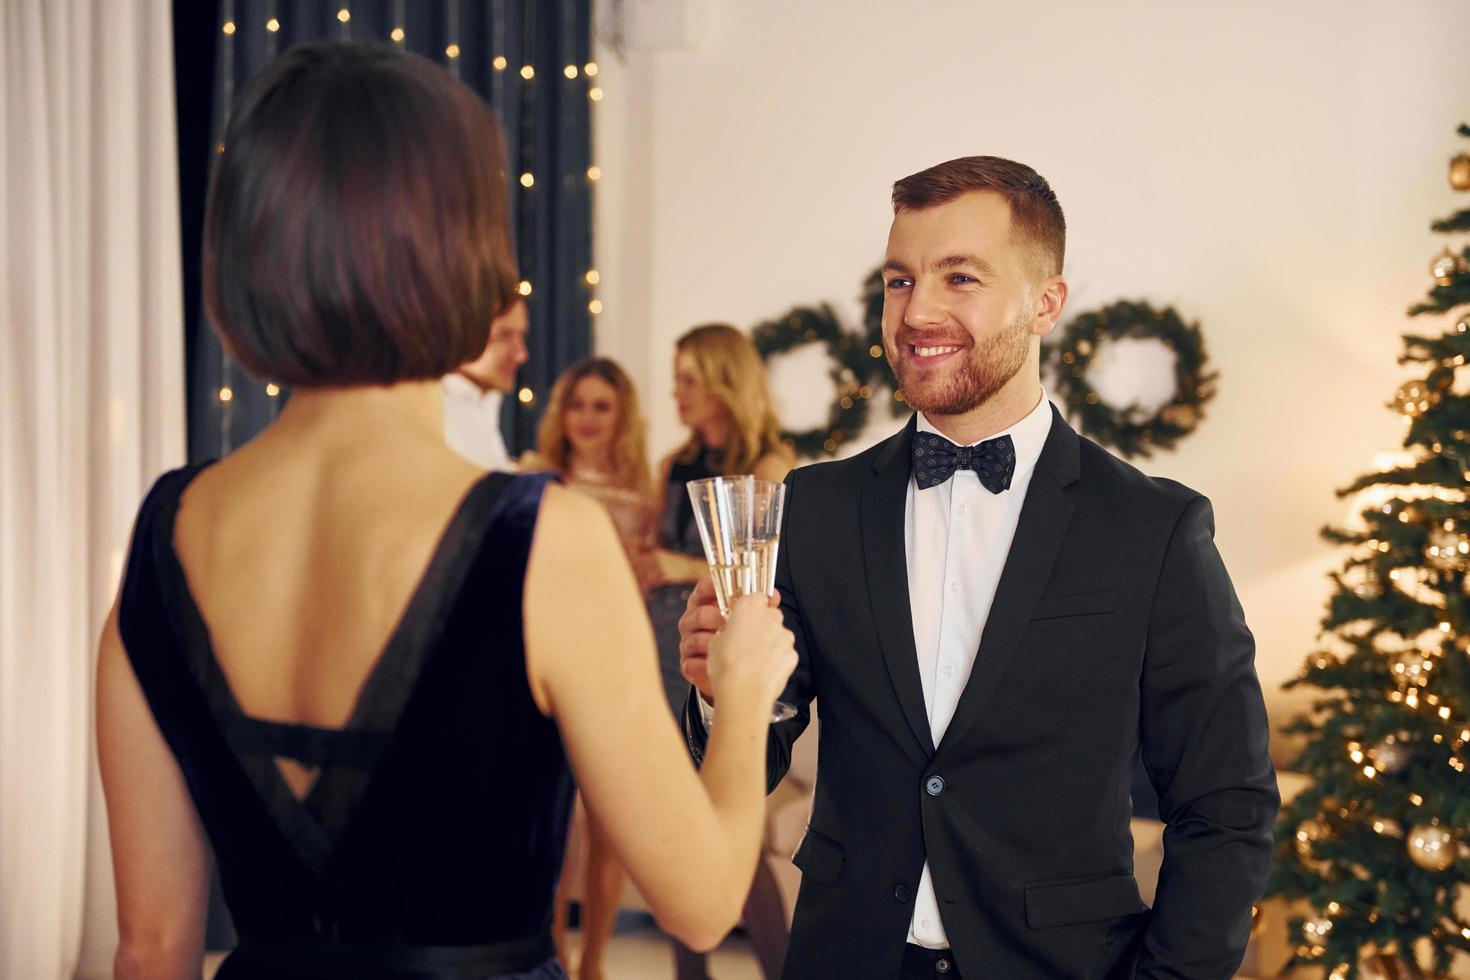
[518,387,535,404]
[266,18,280,32]
[521,65,535,80]
[584,62,599,77]
[222,20,237,34]
[564,65,579,79]
[589,86,604,102]
[588,299,603,315]
[520,173,535,188]
[445,43,461,58]
[517,280,533,297]
[390,27,404,42]
[337,9,350,23]
[493,56,508,70]
[265,383,280,397]
[585,270,600,285]
[219,387,234,402]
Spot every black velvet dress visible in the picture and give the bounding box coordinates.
[117,465,574,979]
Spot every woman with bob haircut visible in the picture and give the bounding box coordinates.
[95,42,795,980]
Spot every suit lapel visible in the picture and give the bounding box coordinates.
[935,406,1081,757]
[861,417,936,761]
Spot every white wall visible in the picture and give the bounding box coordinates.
[590,0,1470,703]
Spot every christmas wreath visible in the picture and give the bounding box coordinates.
[751,304,884,456]
[1046,300,1216,459]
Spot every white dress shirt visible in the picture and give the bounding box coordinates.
[906,391,1053,949]
[442,373,512,471]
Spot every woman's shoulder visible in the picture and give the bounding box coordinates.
[751,447,795,483]
[516,450,557,474]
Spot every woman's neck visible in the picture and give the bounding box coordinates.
[569,447,614,476]
[698,416,729,451]
[272,380,445,449]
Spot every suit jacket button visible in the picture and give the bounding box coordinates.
[925,774,946,796]
[894,883,912,902]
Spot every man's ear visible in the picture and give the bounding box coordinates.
[1030,275,1068,337]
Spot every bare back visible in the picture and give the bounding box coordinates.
[171,425,488,793]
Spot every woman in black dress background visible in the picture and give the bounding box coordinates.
[643,324,794,980]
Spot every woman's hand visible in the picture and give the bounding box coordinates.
[706,594,796,714]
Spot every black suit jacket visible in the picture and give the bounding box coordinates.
[685,409,1279,979]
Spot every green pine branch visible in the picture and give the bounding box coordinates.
[1431,209,1470,235]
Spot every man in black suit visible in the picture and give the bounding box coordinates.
[678,156,1278,979]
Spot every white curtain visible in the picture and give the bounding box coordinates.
[0,0,185,976]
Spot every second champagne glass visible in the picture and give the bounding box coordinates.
[686,475,796,724]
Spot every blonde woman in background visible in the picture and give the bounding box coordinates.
[522,357,658,980]
[644,324,795,979]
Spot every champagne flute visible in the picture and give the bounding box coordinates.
[686,476,797,723]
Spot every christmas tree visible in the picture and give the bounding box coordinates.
[1267,126,1470,978]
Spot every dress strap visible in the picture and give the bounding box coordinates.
[222,715,391,770]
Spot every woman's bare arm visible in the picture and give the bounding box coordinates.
[524,485,792,951]
[96,604,210,980]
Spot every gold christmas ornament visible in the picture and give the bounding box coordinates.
[1431,247,1466,286]
[1451,152,1470,192]
[1406,823,1455,871]
[1393,379,1438,418]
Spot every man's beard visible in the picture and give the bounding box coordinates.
[888,311,1032,416]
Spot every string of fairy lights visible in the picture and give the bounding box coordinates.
[211,1,602,452]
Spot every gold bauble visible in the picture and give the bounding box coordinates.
[1451,152,1470,192]
[1432,248,1466,287]
[1393,379,1438,418]
[1407,823,1455,871]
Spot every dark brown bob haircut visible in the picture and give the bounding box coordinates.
[203,41,517,386]
[891,156,1066,278]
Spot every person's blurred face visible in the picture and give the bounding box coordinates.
[458,299,529,392]
[673,350,721,432]
[564,374,621,459]
[881,191,1056,416]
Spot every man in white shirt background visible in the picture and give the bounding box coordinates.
[443,296,528,470]
[678,156,1277,978]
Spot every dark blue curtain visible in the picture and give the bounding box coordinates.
[180,0,596,464]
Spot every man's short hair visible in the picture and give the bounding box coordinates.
[203,41,518,386]
[891,156,1066,277]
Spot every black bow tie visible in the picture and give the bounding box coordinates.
[912,431,1016,493]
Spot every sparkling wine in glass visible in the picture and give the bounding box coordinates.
[687,475,796,724]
